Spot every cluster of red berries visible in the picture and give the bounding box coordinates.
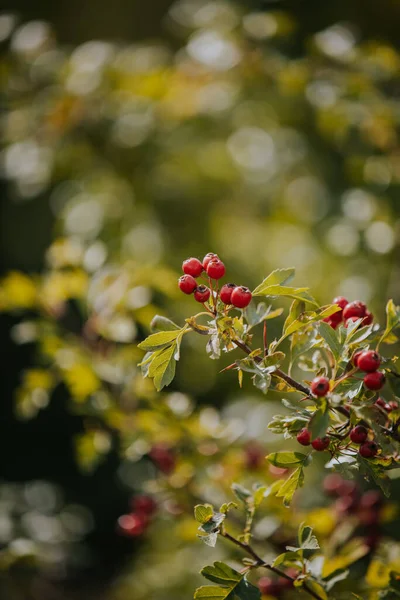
[117,494,157,538]
[258,571,296,598]
[324,474,384,549]
[178,253,252,309]
[353,349,385,390]
[323,297,373,329]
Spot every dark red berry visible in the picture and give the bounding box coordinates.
[206,258,226,279]
[202,252,219,270]
[360,490,383,510]
[194,285,211,303]
[296,428,311,446]
[182,257,203,277]
[258,577,281,596]
[323,316,340,329]
[358,508,379,526]
[244,442,265,470]
[353,350,364,367]
[231,286,252,308]
[364,371,385,391]
[311,436,330,451]
[375,397,391,411]
[311,376,330,397]
[220,283,236,305]
[357,350,381,372]
[359,441,378,458]
[363,311,374,325]
[343,301,367,320]
[333,296,349,309]
[178,274,197,294]
[149,444,176,474]
[117,513,149,537]
[389,400,399,411]
[335,495,358,515]
[323,473,345,496]
[350,425,368,444]
[132,495,157,516]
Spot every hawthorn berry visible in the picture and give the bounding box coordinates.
[244,442,265,470]
[333,296,349,309]
[258,577,281,596]
[194,285,211,303]
[311,376,330,397]
[323,473,345,496]
[202,252,218,270]
[364,371,385,391]
[182,257,203,278]
[335,495,358,515]
[178,274,197,294]
[117,513,149,537]
[296,428,311,446]
[132,495,157,516]
[231,286,252,309]
[323,316,340,329]
[359,441,378,458]
[389,400,399,411]
[220,283,236,305]
[357,350,381,372]
[360,490,383,510]
[149,444,176,474]
[350,425,368,444]
[343,301,367,320]
[375,397,392,412]
[311,436,330,451]
[352,350,364,367]
[363,311,374,325]
[206,258,226,279]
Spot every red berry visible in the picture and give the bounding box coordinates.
[345,316,361,327]
[343,301,367,320]
[231,286,252,309]
[360,490,383,510]
[194,285,211,303]
[357,350,381,372]
[220,283,236,305]
[333,296,349,309]
[335,495,358,514]
[375,397,392,412]
[117,513,149,537]
[202,252,219,270]
[363,311,374,325]
[311,376,330,397]
[350,425,368,444]
[358,508,379,526]
[132,495,157,516]
[182,257,203,277]
[178,274,197,294]
[323,317,340,329]
[323,473,345,496]
[149,444,176,474]
[296,428,311,446]
[352,350,364,367]
[389,400,399,411]
[364,371,385,391]
[311,436,330,451]
[258,577,281,596]
[359,441,378,458]
[206,258,226,279]
[244,442,264,470]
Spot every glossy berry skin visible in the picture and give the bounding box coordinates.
[363,311,373,325]
[202,253,218,270]
[231,286,252,309]
[311,376,330,397]
[323,316,340,329]
[343,301,367,320]
[178,274,197,294]
[352,351,364,367]
[311,436,330,451]
[359,441,378,458]
[220,283,236,305]
[375,397,392,412]
[357,350,381,372]
[182,257,203,277]
[117,513,149,537]
[194,285,211,303]
[364,371,385,391]
[206,258,225,279]
[350,425,368,444]
[132,495,157,515]
[333,296,349,309]
[297,428,311,446]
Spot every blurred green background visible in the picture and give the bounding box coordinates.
[2,0,400,598]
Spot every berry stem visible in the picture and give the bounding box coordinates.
[263,321,268,358]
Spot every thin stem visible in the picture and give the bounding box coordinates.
[220,530,325,600]
[263,321,268,357]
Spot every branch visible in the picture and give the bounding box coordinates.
[220,530,325,600]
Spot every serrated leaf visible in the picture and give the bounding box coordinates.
[150,315,180,332]
[148,344,177,391]
[318,321,343,361]
[309,405,329,439]
[197,532,219,547]
[194,504,214,524]
[194,585,233,599]
[200,512,226,534]
[253,283,317,306]
[275,466,304,506]
[379,300,400,348]
[201,562,242,586]
[138,329,183,351]
[235,579,261,600]
[253,268,296,292]
[266,451,308,468]
[298,522,320,550]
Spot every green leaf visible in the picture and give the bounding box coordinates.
[150,315,181,332]
[266,451,308,468]
[253,268,295,292]
[231,483,252,503]
[283,300,306,334]
[199,512,226,534]
[138,329,183,351]
[318,321,343,361]
[276,466,304,506]
[197,532,219,547]
[378,300,400,348]
[323,568,349,592]
[194,504,214,524]
[201,562,242,586]
[194,585,233,599]
[252,284,317,306]
[273,551,302,567]
[235,579,261,600]
[298,522,320,550]
[148,344,177,391]
[309,404,329,439]
[303,580,328,600]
